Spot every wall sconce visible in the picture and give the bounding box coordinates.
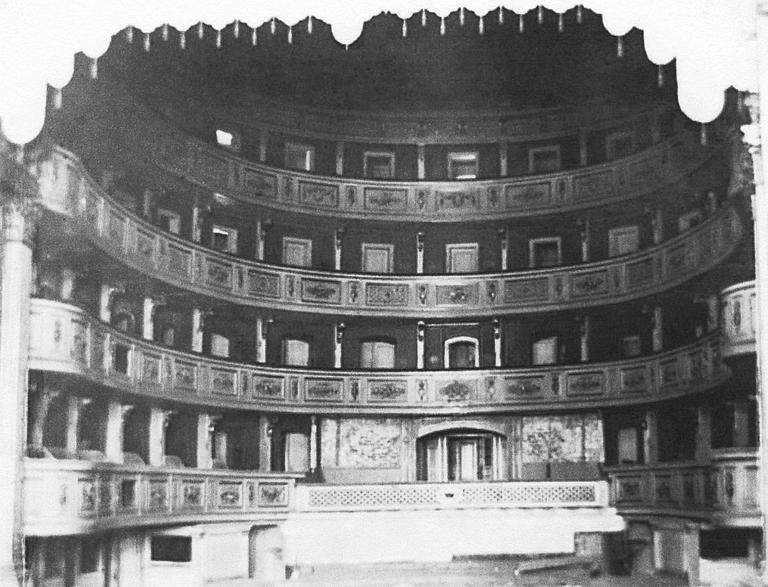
[417,321,425,342]
[416,232,424,253]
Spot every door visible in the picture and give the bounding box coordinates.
[444,337,479,368]
[449,438,479,481]
[282,237,312,267]
[361,243,394,273]
[282,339,310,367]
[445,243,479,273]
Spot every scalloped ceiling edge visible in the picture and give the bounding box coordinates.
[0,1,760,144]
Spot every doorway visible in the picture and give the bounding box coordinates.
[417,429,504,482]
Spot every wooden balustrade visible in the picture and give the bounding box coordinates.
[721,280,756,357]
[606,449,759,524]
[30,298,729,414]
[23,458,300,535]
[38,147,743,317]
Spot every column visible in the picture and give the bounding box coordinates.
[498,228,508,271]
[695,406,712,463]
[309,416,318,474]
[256,316,266,363]
[493,318,502,367]
[196,413,214,469]
[499,141,508,177]
[28,387,59,449]
[652,209,664,245]
[643,410,658,465]
[417,144,426,180]
[258,129,269,163]
[65,396,90,455]
[579,219,590,262]
[335,142,344,176]
[580,315,590,362]
[416,232,424,274]
[733,401,751,447]
[60,268,75,301]
[255,218,265,261]
[142,297,155,341]
[744,25,768,569]
[148,408,171,467]
[191,196,203,243]
[334,322,345,369]
[99,284,121,323]
[258,415,273,472]
[707,294,719,333]
[578,130,589,166]
[417,321,426,369]
[104,401,132,463]
[652,306,663,353]
[334,227,344,271]
[191,308,204,353]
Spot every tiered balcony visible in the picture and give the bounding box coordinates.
[23,458,300,535]
[30,298,728,414]
[606,449,759,525]
[56,83,716,222]
[38,146,743,317]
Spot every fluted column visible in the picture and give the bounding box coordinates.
[28,386,59,449]
[695,406,712,463]
[493,318,502,367]
[652,306,663,353]
[652,209,664,245]
[0,195,35,586]
[580,315,590,362]
[196,413,214,469]
[643,410,658,465]
[334,322,345,368]
[334,228,344,271]
[191,308,204,353]
[417,144,426,179]
[498,228,508,271]
[258,415,273,472]
[335,142,344,176]
[148,408,172,467]
[578,219,590,262]
[578,130,588,166]
[65,396,91,455]
[104,401,132,463]
[499,141,508,177]
[416,232,424,274]
[417,321,425,369]
[309,416,318,474]
[99,284,122,323]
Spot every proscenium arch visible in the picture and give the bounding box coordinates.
[0,1,759,145]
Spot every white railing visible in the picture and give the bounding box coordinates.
[294,480,608,511]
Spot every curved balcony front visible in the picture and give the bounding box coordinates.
[30,298,728,415]
[606,450,759,526]
[39,148,744,318]
[23,458,300,535]
[721,280,756,357]
[55,82,720,222]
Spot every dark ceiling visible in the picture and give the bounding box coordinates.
[96,7,674,114]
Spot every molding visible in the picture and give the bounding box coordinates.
[29,298,730,415]
[39,147,744,318]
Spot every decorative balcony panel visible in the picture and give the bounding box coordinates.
[721,280,756,357]
[39,149,744,318]
[710,450,760,525]
[30,299,729,414]
[65,86,716,222]
[606,450,759,525]
[293,480,608,512]
[23,459,299,535]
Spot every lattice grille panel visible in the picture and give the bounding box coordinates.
[304,482,599,510]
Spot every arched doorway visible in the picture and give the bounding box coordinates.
[416,427,505,482]
[248,525,284,581]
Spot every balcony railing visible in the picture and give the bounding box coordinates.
[38,148,743,318]
[61,82,716,222]
[606,449,759,525]
[22,458,300,535]
[721,280,756,357]
[30,298,729,414]
[294,480,609,512]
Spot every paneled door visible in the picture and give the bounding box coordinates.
[282,237,312,267]
[445,243,479,273]
[361,243,394,273]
